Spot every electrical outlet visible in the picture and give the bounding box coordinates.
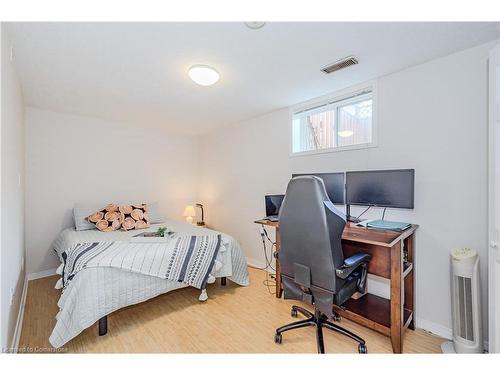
[10,287,15,305]
[21,256,25,271]
[10,46,14,62]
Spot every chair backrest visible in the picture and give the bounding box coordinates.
[278,176,346,293]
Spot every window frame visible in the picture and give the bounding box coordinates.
[289,81,378,157]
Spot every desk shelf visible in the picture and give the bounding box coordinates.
[335,293,413,337]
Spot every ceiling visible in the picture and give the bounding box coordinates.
[6,22,500,135]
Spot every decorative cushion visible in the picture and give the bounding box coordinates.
[86,203,150,232]
[119,203,150,231]
[86,203,122,232]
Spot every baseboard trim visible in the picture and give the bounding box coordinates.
[246,257,274,273]
[27,267,57,280]
[10,276,28,353]
[246,257,267,269]
[416,318,453,340]
[418,319,489,351]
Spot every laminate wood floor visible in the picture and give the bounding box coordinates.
[18,267,444,353]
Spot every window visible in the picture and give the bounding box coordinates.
[291,89,375,155]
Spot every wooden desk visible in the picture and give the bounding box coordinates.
[254,219,418,353]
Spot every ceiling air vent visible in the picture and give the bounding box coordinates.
[321,56,359,74]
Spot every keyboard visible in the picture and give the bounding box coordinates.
[264,216,279,222]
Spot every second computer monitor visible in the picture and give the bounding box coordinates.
[265,194,285,217]
[291,172,345,204]
[345,169,415,209]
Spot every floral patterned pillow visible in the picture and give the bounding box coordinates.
[118,204,150,231]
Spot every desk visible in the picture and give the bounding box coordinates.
[254,219,418,353]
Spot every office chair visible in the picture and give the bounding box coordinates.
[274,176,371,354]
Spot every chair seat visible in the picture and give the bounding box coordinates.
[282,269,361,310]
[333,272,359,306]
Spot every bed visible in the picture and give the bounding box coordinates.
[49,219,250,348]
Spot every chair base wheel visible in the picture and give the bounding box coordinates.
[275,307,367,354]
[274,333,283,344]
[332,313,341,322]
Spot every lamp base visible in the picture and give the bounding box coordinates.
[185,216,194,225]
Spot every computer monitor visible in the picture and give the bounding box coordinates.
[345,169,415,209]
[291,172,345,204]
[265,194,285,217]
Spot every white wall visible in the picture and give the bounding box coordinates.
[25,107,199,275]
[1,25,26,350]
[199,41,494,339]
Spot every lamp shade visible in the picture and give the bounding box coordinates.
[183,205,196,217]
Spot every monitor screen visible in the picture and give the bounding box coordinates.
[291,173,345,204]
[345,169,415,209]
[265,195,285,216]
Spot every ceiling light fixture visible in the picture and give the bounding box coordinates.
[338,130,354,138]
[245,22,266,30]
[188,65,220,86]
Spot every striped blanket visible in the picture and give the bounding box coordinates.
[61,234,222,290]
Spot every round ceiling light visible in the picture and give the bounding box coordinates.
[188,65,220,86]
[245,22,266,30]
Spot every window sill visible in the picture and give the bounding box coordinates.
[290,142,377,157]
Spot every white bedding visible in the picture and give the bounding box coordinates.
[49,220,250,348]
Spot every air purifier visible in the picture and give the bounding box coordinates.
[441,248,483,353]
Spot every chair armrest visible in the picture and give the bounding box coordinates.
[343,253,371,267]
[335,253,371,279]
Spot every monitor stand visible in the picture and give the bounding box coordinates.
[346,205,361,223]
[347,216,361,224]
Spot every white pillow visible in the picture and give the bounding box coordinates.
[147,202,166,224]
[73,205,102,231]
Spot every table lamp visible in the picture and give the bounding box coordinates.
[195,203,205,226]
[183,205,196,224]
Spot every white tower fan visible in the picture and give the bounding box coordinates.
[441,248,483,353]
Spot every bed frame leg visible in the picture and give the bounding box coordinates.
[98,316,108,336]
[221,277,227,286]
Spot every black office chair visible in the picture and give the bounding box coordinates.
[274,176,371,354]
